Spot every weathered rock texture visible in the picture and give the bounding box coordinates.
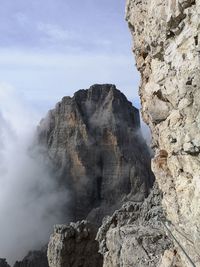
[126,0,200,266]
[13,247,48,267]
[97,184,173,267]
[37,84,154,224]
[47,221,103,267]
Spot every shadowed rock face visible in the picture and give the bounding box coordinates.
[13,248,48,267]
[37,84,154,224]
[0,259,10,267]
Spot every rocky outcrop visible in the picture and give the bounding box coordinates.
[13,247,48,267]
[37,84,154,225]
[47,221,103,267]
[97,184,172,267]
[126,0,200,266]
[0,259,10,267]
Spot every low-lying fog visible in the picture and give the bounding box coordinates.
[0,85,67,264]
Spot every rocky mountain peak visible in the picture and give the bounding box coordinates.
[71,84,140,129]
[37,84,154,224]
[13,84,155,267]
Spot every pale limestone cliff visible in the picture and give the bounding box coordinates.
[126,0,200,266]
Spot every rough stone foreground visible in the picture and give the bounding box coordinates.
[48,221,103,267]
[97,184,173,267]
[126,0,200,266]
[47,184,173,267]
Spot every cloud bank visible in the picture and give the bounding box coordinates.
[0,84,67,264]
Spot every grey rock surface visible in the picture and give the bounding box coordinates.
[126,0,200,265]
[47,220,103,267]
[96,184,172,267]
[37,84,154,224]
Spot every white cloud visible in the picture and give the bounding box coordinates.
[36,22,115,50]
[0,84,68,264]
[0,83,40,132]
[37,23,74,42]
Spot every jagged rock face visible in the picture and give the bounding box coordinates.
[37,84,154,224]
[47,221,103,267]
[0,259,10,267]
[126,0,200,266]
[96,184,173,267]
[13,248,48,267]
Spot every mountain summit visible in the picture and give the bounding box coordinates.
[37,84,154,224]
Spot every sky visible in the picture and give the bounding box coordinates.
[0,2,148,262]
[0,0,140,115]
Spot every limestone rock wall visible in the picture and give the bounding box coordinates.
[126,0,200,265]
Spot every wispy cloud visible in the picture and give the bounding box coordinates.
[0,0,130,53]
[0,0,140,112]
[37,23,74,42]
[14,12,29,26]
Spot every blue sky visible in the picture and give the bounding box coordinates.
[0,0,140,115]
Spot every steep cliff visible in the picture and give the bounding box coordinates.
[37,84,154,225]
[126,0,200,266]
